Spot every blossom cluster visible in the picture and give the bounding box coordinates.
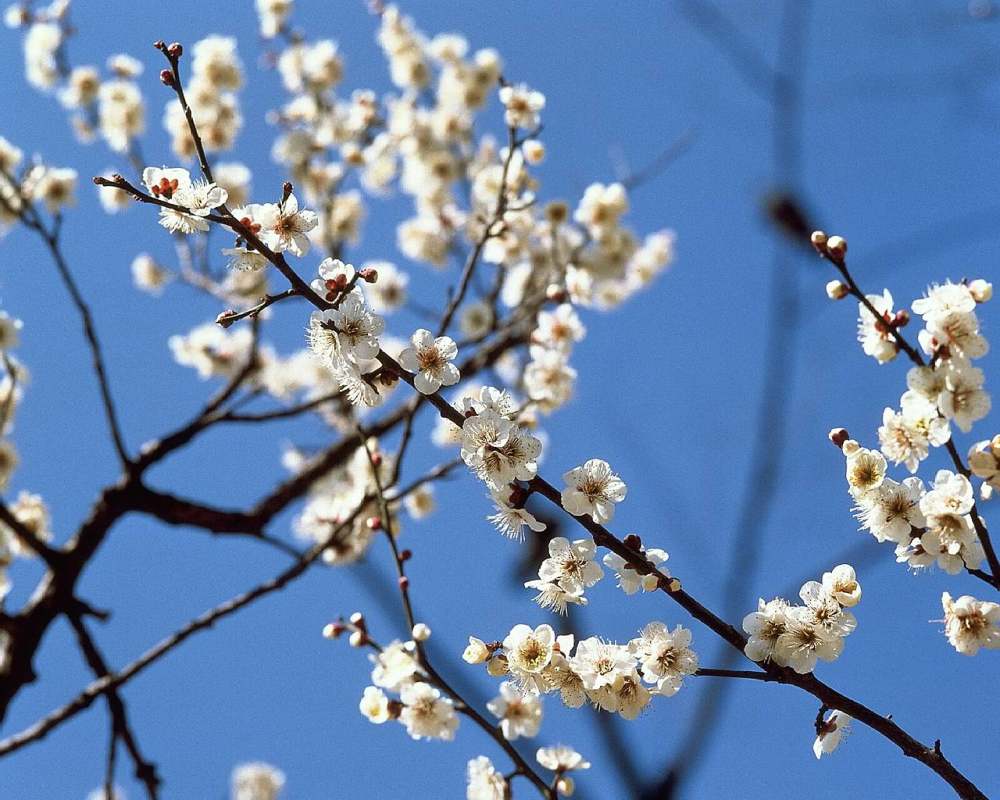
[742,565,861,674]
[1,135,78,233]
[0,309,53,606]
[290,440,400,566]
[523,534,669,614]
[465,620,699,723]
[8,1,146,154]
[824,258,1000,657]
[468,746,589,800]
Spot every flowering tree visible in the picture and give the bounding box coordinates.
[1,2,998,799]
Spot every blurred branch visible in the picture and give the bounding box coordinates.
[648,1,814,796]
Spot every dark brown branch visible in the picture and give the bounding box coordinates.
[66,612,161,799]
[0,464,450,758]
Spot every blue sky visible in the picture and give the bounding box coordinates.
[2,1,1000,798]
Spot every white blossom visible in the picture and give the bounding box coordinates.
[231,762,285,800]
[941,591,1000,655]
[629,622,698,696]
[466,756,507,800]
[487,680,542,740]
[398,329,460,394]
[258,193,318,256]
[503,623,556,693]
[856,289,898,364]
[813,710,851,759]
[359,686,390,724]
[498,83,544,130]
[399,681,459,741]
[603,546,668,594]
[560,459,627,523]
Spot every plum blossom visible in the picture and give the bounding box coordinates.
[629,622,698,696]
[498,83,544,130]
[856,289,898,363]
[603,546,669,594]
[487,681,542,740]
[466,756,507,800]
[399,681,459,741]
[258,193,318,256]
[561,459,627,523]
[813,710,851,759]
[941,592,1000,655]
[398,329,460,394]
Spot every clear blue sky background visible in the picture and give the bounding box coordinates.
[2,2,999,798]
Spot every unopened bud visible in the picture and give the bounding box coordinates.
[810,230,828,251]
[623,533,642,551]
[281,181,293,203]
[159,69,175,87]
[556,776,575,797]
[545,284,568,303]
[167,42,183,59]
[349,630,366,647]
[371,451,383,467]
[360,267,378,283]
[400,548,412,561]
[969,279,992,303]
[522,139,545,164]
[398,576,410,590]
[828,428,850,449]
[463,637,490,664]
[893,309,910,327]
[826,235,847,260]
[322,622,345,639]
[825,280,848,300]
[411,623,431,642]
[349,611,365,626]
[366,516,382,531]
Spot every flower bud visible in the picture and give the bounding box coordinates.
[159,69,175,87]
[826,235,847,260]
[969,279,992,303]
[360,267,378,283]
[522,139,545,164]
[810,230,828,251]
[349,611,365,626]
[398,576,410,590]
[411,623,431,642]
[556,776,575,797]
[167,42,183,59]
[893,309,910,327]
[322,622,345,639]
[349,630,366,647]
[828,428,850,449]
[366,516,382,531]
[841,439,861,457]
[463,637,490,664]
[825,280,848,300]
